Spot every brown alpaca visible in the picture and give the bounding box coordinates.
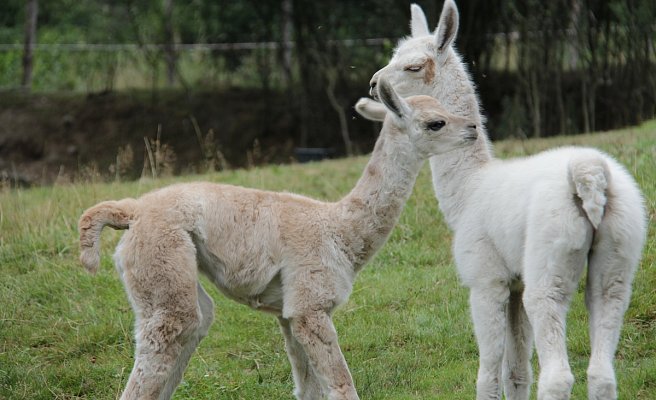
[78,78,478,400]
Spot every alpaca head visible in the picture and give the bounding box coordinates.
[358,77,478,158]
[368,1,468,107]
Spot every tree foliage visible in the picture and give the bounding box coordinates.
[0,0,654,138]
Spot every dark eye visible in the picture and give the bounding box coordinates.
[426,120,446,131]
[404,65,423,72]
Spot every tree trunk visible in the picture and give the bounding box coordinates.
[281,0,294,87]
[292,0,320,148]
[325,71,353,156]
[529,70,541,138]
[22,0,38,91]
[555,67,566,135]
[163,0,176,86]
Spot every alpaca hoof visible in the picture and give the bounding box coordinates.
[587,368,617,400]
[327,384,359,400]
[538,368,573,400]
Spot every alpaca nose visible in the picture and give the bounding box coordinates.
[369,79,378,98]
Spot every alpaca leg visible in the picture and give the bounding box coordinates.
[523,253,585,400]
[120,308,202,400]
[118,229,202,400]
[454,236,510,400]
[289,311,359,400]
[585,229,641,399]
[521,207,593,400]
[278,317,325,400]
[502,288,533,400]
[158,283,215,400]
[470,284,510,400]
[523,277,577,400]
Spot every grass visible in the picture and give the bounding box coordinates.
[1,121,655,399]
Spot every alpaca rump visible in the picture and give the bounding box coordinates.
[359,2,647,399]
[78,78,478,400]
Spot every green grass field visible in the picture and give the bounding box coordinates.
[1,121,654,399]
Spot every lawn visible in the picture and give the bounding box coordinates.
[1,121,654,399]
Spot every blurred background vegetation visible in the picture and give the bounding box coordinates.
[0,0,654,185]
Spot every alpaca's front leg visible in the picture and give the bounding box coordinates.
[455,236,510,400]
[470,284,510,400]
[289,311,359,400]
[278,317,326,400]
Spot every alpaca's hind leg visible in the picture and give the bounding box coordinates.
[502,288,533,400]
[523,247,587,400]
[158,283,215,400]
[278,317,325,400]
[470,284,510,400]
[585,225,641,400]
[289,311,358,400]
[121,307,202,400]
[118,230,202,400]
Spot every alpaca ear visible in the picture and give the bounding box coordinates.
[377,78,411,122]
[355,98,387,121]
[435,0,459,56]
[410,4,430,37]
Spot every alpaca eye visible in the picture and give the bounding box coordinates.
[427,120,446,131]
[404,65,423,72]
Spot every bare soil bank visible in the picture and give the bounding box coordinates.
[0,88,378,186]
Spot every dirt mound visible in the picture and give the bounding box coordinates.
[0,88,377,186]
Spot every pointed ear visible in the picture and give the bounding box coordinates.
[435,0,459,55]
[377,78,411,121]
[410,4,430,37]
[355,98,387,121]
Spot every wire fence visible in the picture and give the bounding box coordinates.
[0,38,390,51]
[0,39,391,93]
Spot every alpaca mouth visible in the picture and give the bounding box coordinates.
[464,131,478,142]
[370,87,379,100]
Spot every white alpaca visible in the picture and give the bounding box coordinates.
[78,78,478,400]
[357,2,647,399]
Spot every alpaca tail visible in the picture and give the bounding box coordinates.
[568,154,610,229]
[78,198,137,273]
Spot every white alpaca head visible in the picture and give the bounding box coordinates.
[370,0,459,99]
[358,77,478,158]
[366,0,481,129]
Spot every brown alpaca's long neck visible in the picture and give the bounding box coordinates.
[336,128,423,270]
